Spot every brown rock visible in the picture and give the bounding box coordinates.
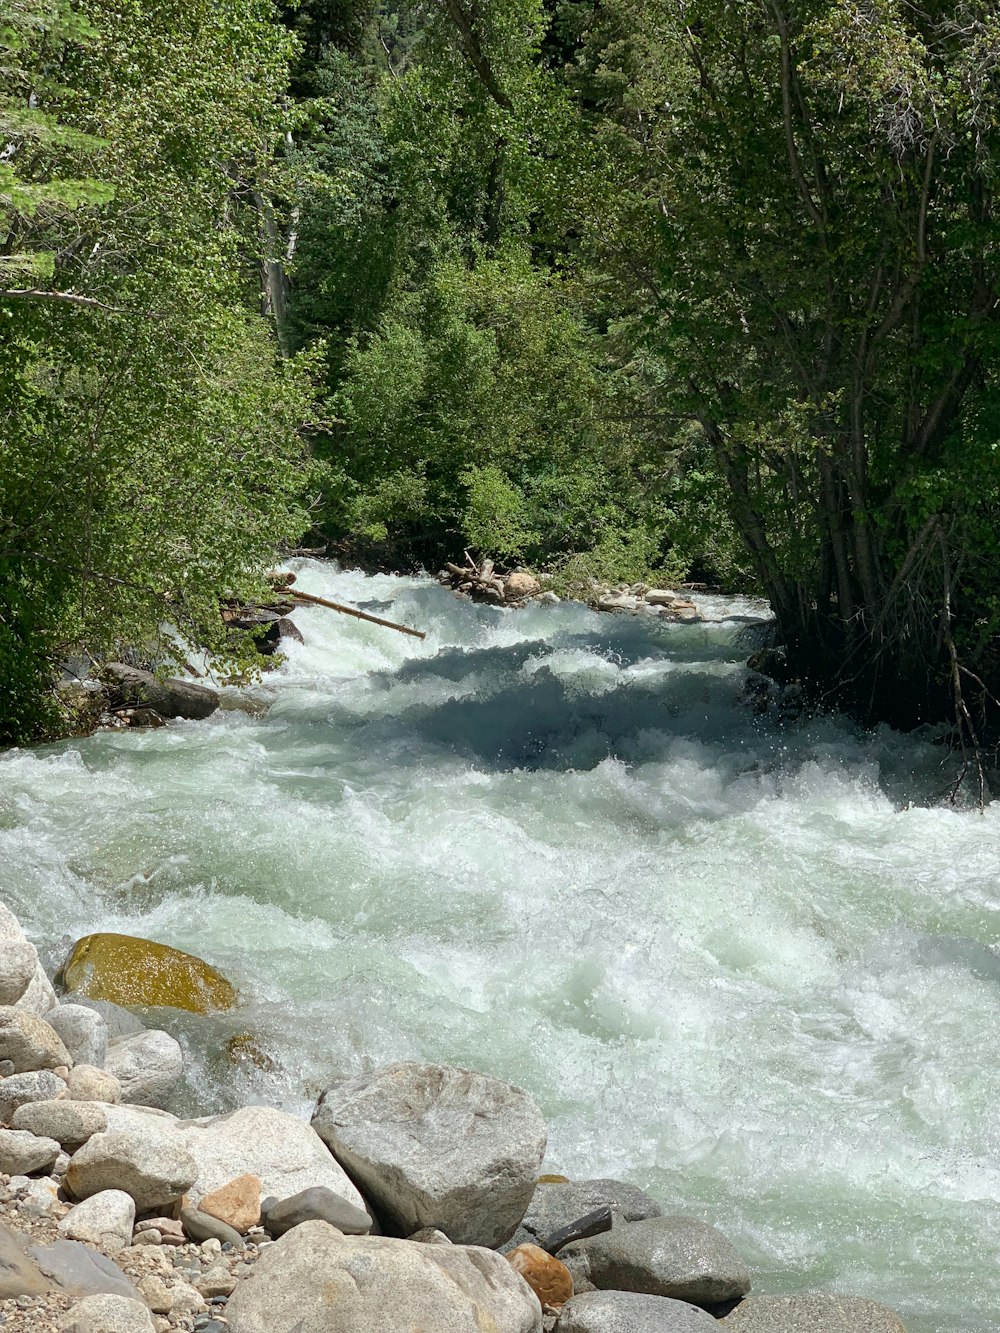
[504,572,541,600]
[198,1174,261,1234]
[506,1243,573,1309]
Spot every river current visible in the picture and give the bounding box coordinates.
[3,561,1000,1331]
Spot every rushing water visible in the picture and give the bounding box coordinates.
[2,561,1000,1331]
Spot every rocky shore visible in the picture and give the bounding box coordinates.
[0,903,910,1332]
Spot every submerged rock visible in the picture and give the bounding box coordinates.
[58,933,237,1013]
[224,1220,542,1333]
[312,1061,547,1247]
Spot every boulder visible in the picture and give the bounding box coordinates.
[224,1220,542,1333]
[720,1294,907,1331]
[59,1293,156,1333]
[0,1068,65,1121]
[58,934,236,1014]
[644,589,680,607]
[557,1291,719,1331]
[0,1006,72,1071]
[559,1216,751,1310]
[505,573,542,600]
[0,1126,60,1175]
[312,1061,546,1247]
[28,1237,141,1298]
[65,1130,198,1210]
[12,1099,108,1148]
[59,1190,136,1253]
[104,1030,183,1107]
[102,664,219,721]
[179,1105,366,1212]
[15,960,59,1015]
[264,1186,372,1238]
[507,1243,573,1308]
[0,936,38,1008]
[198,1173,261,1234]
[48,1005,109,1068]
[510,1178,663,1252]
[62,996,146,1041]
[0,1221,51,1298]
[67,1064,122,1104]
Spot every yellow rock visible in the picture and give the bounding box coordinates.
[58,934,237,1014]
[506,1244,574,1309]
[537,1174,571,1184]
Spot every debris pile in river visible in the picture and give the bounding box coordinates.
[437,556,544,605]
[0,901,912,1333]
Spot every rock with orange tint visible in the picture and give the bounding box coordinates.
[506,1243,573,1309]
[198,1174,261,1234]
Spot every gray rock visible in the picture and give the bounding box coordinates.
[104,664,219,720]
[62,996,146,1042]
[0,1220,50,1297]
[557,1291,718,1331]
[104,1030,183,1108]
[59,1293,156,1332]
[0,1127,61,1175]
[12,1099,108,1148]
[59,1190,136,1253]
[264,1186,372,1238]
[180,1208,244,1249]
[720,1294,907,1331]
[15,960,59,1015]
[28,1238,141,1298]
[48,1005,109,1069]
[409,1227,453,1244]
[313,1061,547,1247]
[225,1220,542,1333]
[0,1006,72,1072]
[559,1216,751,1309]
[0,937,39,1008]
[67,1064,122,1104]
[509,1179,663,1252]
[0,1060,14,1077]
[0,1069,66,1122]
[65,1130,198,1210]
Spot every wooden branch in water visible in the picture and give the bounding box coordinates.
[288,587,426,640]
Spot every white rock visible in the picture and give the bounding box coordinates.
[15,960,59,1015]
[169,1279,206,1315]
[48,1005,109,1068]
[0,1126,60,1174]
[225,1221,542,1333]
[0,1068,66,1121]
[312,1061,547,1247]
[103,1102,366,1213]
[136,1274,172,1313]
[65,1130,198,1210]
[59,1293,156,1333]
[13,1098,108,1147]
[105,1031,183,1107]
[20,1175,61,1216]
[644,589,680,606]
[0,1006,72,1071]
[0,935,39,1007]
[67,1064,122,1104]
[59,1189,136,1253]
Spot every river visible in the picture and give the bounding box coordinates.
[3,560,999,1332]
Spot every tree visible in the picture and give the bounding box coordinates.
[565,0,1000,744]
[0,0,320,742]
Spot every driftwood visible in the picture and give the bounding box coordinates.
[441,554,507,604]
[287,587,427,640]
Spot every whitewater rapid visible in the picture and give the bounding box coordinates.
[3,562,1000,1332]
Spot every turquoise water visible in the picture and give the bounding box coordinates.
[3,561,999,1332]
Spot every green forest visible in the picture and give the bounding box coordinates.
[2,0,999,751]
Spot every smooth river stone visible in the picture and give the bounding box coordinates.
[558,1290,719,1331]
[0,1127,60,1175]
[312,1061,547,1247]
[506,1243,574,1308]
[12,1099,108,1148]
[264,1185,372,1237]
[559,1216,751,1309]
[720,1294,908,1332]
[0,1007,72,1072]
[65,1131,198,1210]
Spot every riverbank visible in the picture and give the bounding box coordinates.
[1,902,910,1332]
[2,563,995,1332]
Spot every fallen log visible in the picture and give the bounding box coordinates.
[288,587,426,640]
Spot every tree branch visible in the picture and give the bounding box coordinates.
[0,287,124,313]
[437,0,513,112]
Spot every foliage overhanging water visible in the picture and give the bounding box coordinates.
[2,562,999,1333]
